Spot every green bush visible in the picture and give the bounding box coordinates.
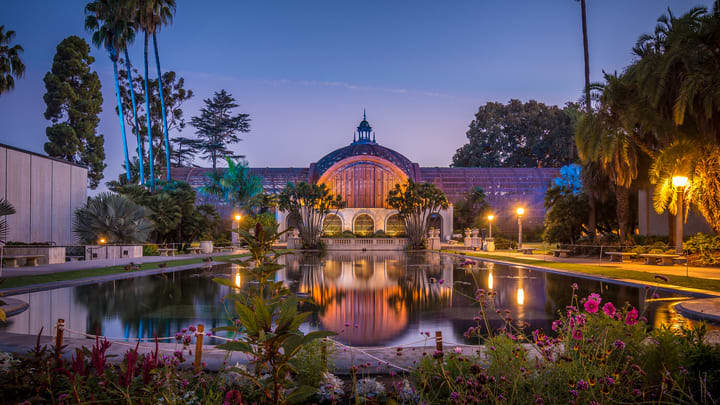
[493,236,517,250]
[373,230,389,238]
[683,232,720,254]
[340,230,356,238]
[143,244,159,256]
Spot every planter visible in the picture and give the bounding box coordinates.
[85,245,143,260]
[199,241,213,254]
[3,246,66,265]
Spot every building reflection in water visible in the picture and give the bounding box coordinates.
[2,252,708,346]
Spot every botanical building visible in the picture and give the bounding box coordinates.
[172,114,560,238]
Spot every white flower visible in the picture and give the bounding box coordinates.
[394,378,419,403]
[356,377,385,398]
[317,372,344,401]
[0,352,17,372]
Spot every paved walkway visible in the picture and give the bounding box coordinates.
[445,248,720,280]
[677,298,720,323]
[0,250,247,278]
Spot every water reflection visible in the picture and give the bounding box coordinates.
[1,252,706,347]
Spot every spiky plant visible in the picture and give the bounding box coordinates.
[73,192,154,244]
[0,198,16,244]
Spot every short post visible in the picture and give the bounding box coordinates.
[321,340,328,370]
[55,319,65,358]
[435,331,443,352]
[194,324,204,373]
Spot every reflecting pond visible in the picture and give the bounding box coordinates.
[1,251,697,347]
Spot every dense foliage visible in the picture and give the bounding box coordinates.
[387,181,449,249]
[0,25,25,95]
[453,187,491,231]
[114,180,220,243]
[201,157,263,209]
[452,100,579,168]
[278,182,345,249]
[542,185,589,244]
[42,36,106,189]
[577,6,720,236]
[0,198,16,244]
[73,192,154,244]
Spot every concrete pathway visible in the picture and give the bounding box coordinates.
[0,249,247,278]
[677,298,720,323]
[446,248,720,280]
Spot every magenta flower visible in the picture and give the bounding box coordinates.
[614,339,626,350]
[625,307,639,326]
[576,380,589,390]
[602,302,616,318]
[551,320,562,332]
[589,293,601,302]
[572,329,583,340]
[584,299,599,313]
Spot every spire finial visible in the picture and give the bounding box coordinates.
[363,108,366,120]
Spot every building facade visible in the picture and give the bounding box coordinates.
[171,115,560,239]
[0,143,88,245]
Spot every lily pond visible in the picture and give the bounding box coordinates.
[1,252,697,347]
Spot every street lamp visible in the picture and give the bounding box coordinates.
[516,207,525,250]
[98,237,106,244]
[232,214,242,246]
[487,214,494,239]
[672,176,689,253]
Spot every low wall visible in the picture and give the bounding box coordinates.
[3,246,66,264]
[85,245,143,260]
[322,238,408,251]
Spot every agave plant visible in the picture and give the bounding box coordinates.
[0,198,16,244]
[73,192,154,244]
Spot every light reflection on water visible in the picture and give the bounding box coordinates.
[1,251,707,347]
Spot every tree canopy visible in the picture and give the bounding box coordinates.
[387,180,449,248]
[0,25,26,95]
[43,36,106,189]
[277,182,345,249]
[452,100,578,168]
[190,89,251,170]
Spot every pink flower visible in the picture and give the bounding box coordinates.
[551,320,562,332]
[453,346,463,354]
[625,308,639,326]
[589,293,601,302]
[572,329,583,340]
[574,314,586,326]
[584,299,599,313]
[602,302,616,318]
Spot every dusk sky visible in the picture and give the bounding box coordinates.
[0,0,713,189]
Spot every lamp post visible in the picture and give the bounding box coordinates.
[487,214,494,239]
[232,214,242,246]
[516,207,525,250]
[672,176,688,253]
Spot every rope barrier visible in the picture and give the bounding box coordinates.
[327,339,410,372]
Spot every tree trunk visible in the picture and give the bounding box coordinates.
[143,33,155,190]
[616,186,630,245]
[580,0,591,114]
[668,212,676,248]
[587,195,597,240]
[124,48,144,185]
[111,54,131,182]
[153,33,171,182]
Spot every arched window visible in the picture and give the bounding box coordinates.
[287,213,302,232]
[322,214,342,236]
[353,214,374,236]
[428,213,442,237]
[385,214,405,237]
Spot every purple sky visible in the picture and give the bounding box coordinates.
[0,1,712,189]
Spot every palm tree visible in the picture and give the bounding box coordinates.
[137,0,176,187]
[0,25,26,95]
[121,8,146,186]
[73,192,154,244]
[576,0,591,114]
[85,0,134,182]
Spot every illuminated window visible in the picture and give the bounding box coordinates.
[354,214,374,236]
[322,214,342,236]
[385,214,405,236]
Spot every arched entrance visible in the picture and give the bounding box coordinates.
[428,213,442,238]
[322,214,342,236]
[385,214,405,237]
[353,214,374,236]
[286,212,302,232]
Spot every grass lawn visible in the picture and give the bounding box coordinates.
[0,253,249,290]
[444,250,720,293]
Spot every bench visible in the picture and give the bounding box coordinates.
[2,255,42,267]
[157,248,177,257]
[519,247,535,255]
[639,253,680,266]
[215,246,235,253]
[187,247,203,254]
[552,249,572,258]
[604,251,638,263]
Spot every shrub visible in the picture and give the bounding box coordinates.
[73,192,154,244]
[340,230,356,238]
[143,244,159,256]
[373,230,389,238]
[683,232,720,254]
[493,236,517,250]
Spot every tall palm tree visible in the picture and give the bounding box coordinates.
[85,0,134,182]
[0,25,26,95]
[122,10,145,185]
[576,0,591,114]
[138,0,176,187]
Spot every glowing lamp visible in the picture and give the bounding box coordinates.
[487,214,494,221]
[488,272,494,290]
[235,273,241,288]
[234,214,242,221]
[516,207,525,216]
[98,238,106,244]
[672,176,688,189]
